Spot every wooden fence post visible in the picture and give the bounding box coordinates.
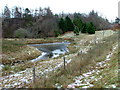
[33,67,36,83]
[63,57,66,70]
[94,35,96,45]
[103,30,104,38]
[99,41,100,56]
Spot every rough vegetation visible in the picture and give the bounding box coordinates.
[14,28,32,38]
[30,30,118,88]
[1,30,119,88]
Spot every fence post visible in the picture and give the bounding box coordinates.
[63,57,66,70]
[99,46,100,56]
[94,35,96,45]
[103,30,105,38]
[33,67,36,83]
[80,68,82,74]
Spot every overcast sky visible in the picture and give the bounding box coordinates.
[0,0,119,22]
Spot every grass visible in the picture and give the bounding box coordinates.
[2,37,69,54]
[1,30,119,87]
[2,37,70,55]
[2,61,34,75]
[2,45,41,65]
[29,31,118,88]
[22,38,70,44]
[92,51,119,88]
[2,65,13,75]
[1,39,39,75]
[1,37,71,76]
[2,39,25,53]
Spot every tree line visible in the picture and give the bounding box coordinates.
[1,6,111,38]
[59,16,96,35]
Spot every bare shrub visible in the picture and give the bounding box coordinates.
[14,28,32,38]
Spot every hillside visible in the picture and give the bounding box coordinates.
[1,30,119,88]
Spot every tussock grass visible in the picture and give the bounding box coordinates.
[68,43,78,54]
[30,33,118,88]
[23,38,68,44]
[1,39,39,75]
[1,37,68,65]
[2,38,66,53]
[2,39,25,53]
[92,51,119,88]
[1,37,69,76]
[2,45,41,65]
[2,65,13,75]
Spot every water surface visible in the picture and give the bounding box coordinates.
[29,42,70,62]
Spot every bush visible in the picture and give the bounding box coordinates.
[86,22,95,34]
[54,30,61,37]
[81,23,87,33]
[74,26,79,35]
[14,28,32,38]
[2,65,12,71]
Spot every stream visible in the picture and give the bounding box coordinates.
[29,42,70,62]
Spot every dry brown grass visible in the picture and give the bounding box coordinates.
[1,37,67,65]
[1,30,118,87]
[1,37,69,76]
[29,32,118,88]
[2,46,41,65]
[92,50,119,88]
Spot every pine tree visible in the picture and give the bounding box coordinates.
[23,8,33,27]
[58,18,67,33]
[65,16,74,31]
[87,22,95,34]
[73,18,83,31]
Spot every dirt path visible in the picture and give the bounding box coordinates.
[0,30,116,88]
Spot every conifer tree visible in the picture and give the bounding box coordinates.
[87,22,95,34]
[65,16,74,31]
[58,18,67,33]
[73,18,83,31]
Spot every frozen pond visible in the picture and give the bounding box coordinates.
[29,42,70,62]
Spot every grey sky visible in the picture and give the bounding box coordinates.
[0,0,119,22]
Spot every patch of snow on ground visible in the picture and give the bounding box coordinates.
[67,70,95,88]
[105,84,117,88]
[67,43,118,88]
[1,57,72,88]
[0,64,4,71]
